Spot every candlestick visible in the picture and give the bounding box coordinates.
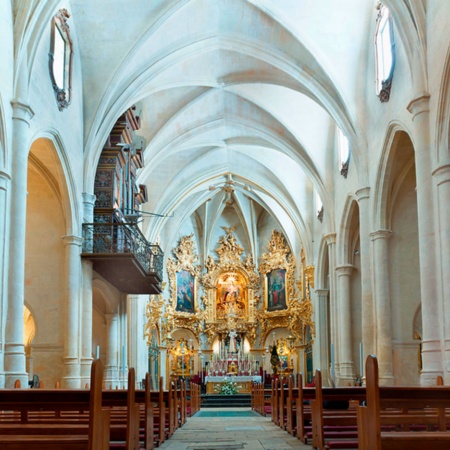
[95,345,100,359]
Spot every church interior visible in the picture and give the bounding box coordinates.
[1,0,450,434]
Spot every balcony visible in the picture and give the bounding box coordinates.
[81,222,163,294]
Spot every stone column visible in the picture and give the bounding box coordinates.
[128,294,148,387]
[314,289,330,385]
[119,294,128,388]
[356,187,375,370]
[4,100,34,388]
[324,233,338,382]
[62,235,83,388]
[407,94,442,384]
[432,162,450,384]
[0,171,10,388]
[335,264,355,385]
[370,230,394,385]
[105,313,119,388]
[80,192,96,387]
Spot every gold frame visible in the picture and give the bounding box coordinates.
[257,231,315,343]
[259,230,296,313]
[201,226,260,346]
[167,234,201,314]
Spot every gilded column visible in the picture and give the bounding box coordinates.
[0,171,11,387]
[432,162,450,384]
[62,235,83,388]
[370,230,394,385]
[407,94,442,384]
[314,289,330,385]
[5,100,34,388]
[105,312,119,388]
[335,264,355,385]
[324,233,338,382]
[356,187,374,373]
[80,192,96,387]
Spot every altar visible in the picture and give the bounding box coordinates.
[205,375,262,394]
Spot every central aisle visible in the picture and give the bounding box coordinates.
[159,407,313,449]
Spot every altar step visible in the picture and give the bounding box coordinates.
[201,394,252,408]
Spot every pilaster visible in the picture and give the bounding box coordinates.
[4,100,34,388]
[407,93,443,385]
[314,289,330,385]
[356,187,375,365]
[61,235,83,388]
[370,230,394,385]
[105,313,119,388]
[335,264,355,385]
[432,161,450,384]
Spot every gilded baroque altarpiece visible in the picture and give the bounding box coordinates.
[145,229,314,352]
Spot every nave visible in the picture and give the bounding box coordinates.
[159,408,311,450]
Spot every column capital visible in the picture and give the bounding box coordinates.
[315,289,329,297]
[356,187,370,201]
[335,264,354,276]
[62,235,83,246]
[406,93,430,120]
[0,171,11,190]
[105,312,118,322]
[10,99,34,124]
[370,230,392,241]
[324,233,336,245]
[82,192,96,207]
[432,161,450,185]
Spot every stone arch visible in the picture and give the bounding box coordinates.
[375,128,420,385]
[315,235,330,291]
[436,44,450,164]
[24,136,76,388]
[337,194,360,266]
[373,123,415,230]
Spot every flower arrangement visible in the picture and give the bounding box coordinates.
[214,379,241,395]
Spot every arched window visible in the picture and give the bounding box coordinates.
[338,127,350,178]
[49,9,73,111]
[315,189,323,222]
[375,3,395,102]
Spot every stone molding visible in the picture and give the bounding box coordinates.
[10,99,34,124]
[407,93,430,120]
[370,230,392,241]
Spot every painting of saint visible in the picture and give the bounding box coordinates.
[176,270,195,313]
[267,268,287,311]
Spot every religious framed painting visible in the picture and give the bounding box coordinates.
[266,268,287,311]
[259,230,296,313]
[175,270,195,313]
[166,234,201,316]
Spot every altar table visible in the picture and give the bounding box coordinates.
[205,375,262,394]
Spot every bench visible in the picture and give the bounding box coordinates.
[358,355,450,450]
[0,358,110,450]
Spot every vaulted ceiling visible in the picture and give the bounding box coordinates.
[72,0,377,258]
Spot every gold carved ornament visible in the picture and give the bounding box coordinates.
[144,283,166,346]
[163,235,205,342]
[200,226,260,345]
[257,231,315,343]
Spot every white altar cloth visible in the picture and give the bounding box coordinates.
[205,375,262,383]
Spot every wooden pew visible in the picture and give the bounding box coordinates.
[358,355,450,450]
[0,359,110,450]
[309,370,366,449]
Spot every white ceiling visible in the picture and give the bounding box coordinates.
[70,0,377,257]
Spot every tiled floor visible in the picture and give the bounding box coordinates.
[158,408,313,450]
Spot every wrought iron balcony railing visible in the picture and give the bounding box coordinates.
[81,222,163,280]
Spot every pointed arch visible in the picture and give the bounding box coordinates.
[337,194,360,265]
[436,43,450,164]
[373,122,415,231]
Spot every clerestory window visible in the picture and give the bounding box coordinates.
[315,190,324,223]
[375,3,395,102]
[49,9,73,111]
[338,127,350,178]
